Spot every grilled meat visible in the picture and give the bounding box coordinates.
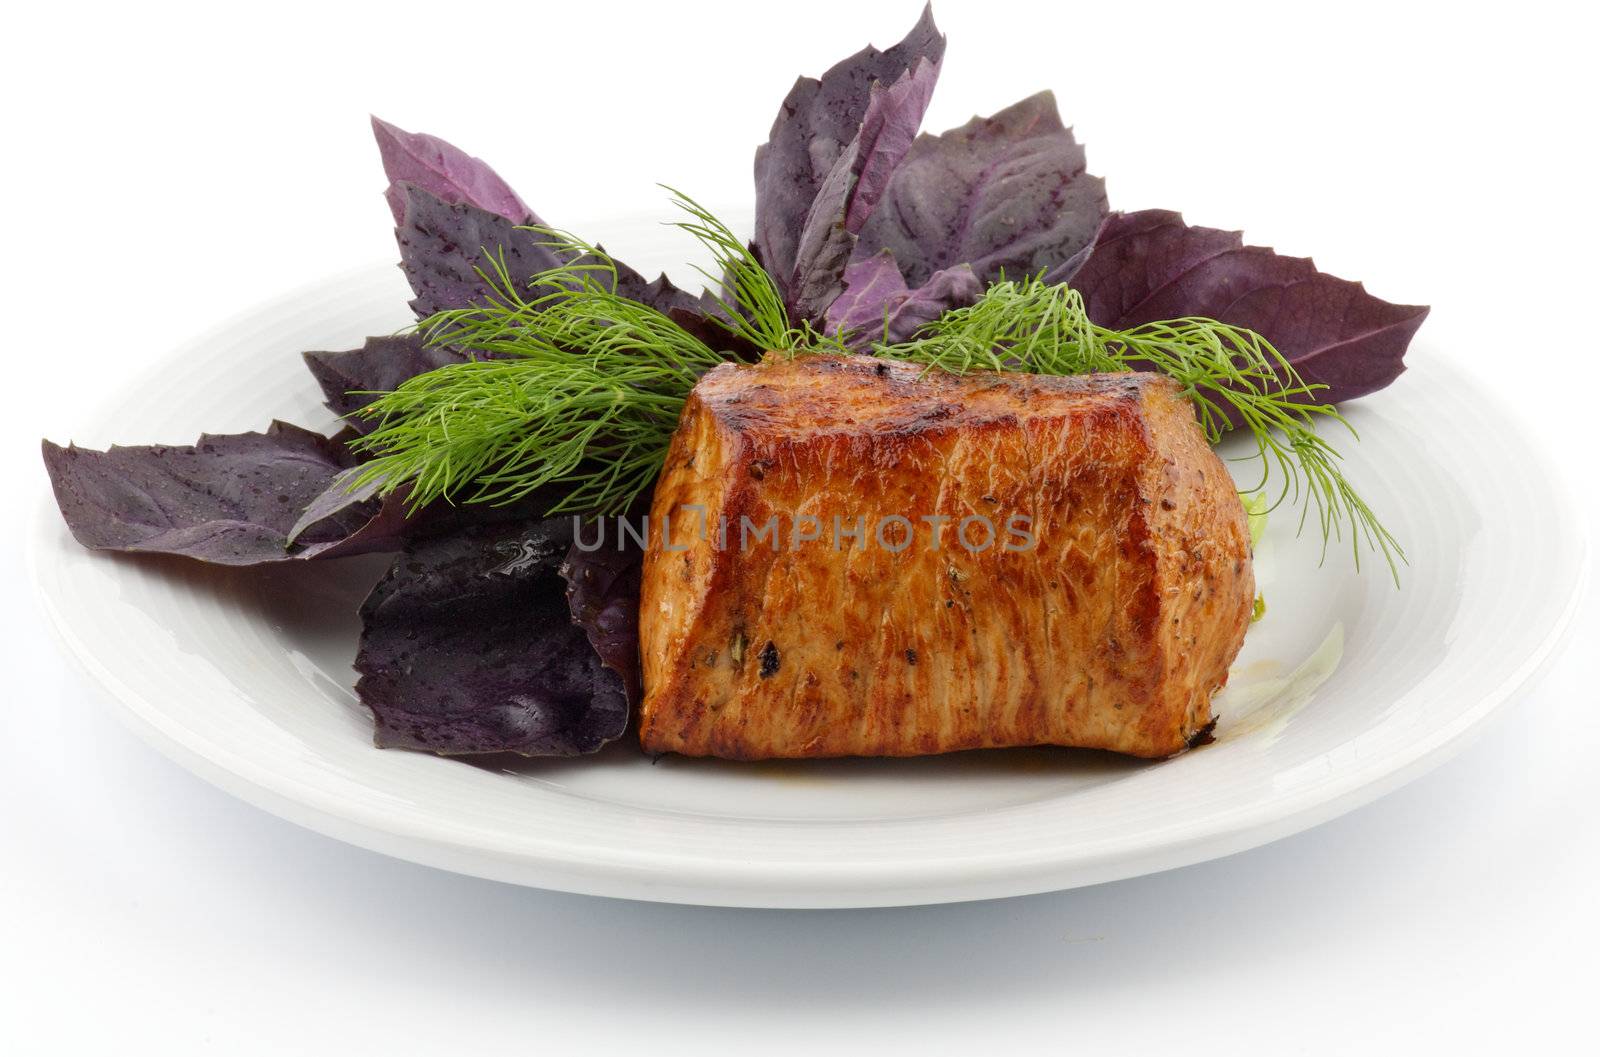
[638,354,1253,759]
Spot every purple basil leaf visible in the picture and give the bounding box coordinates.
[355,519,629,756]
[375,116,702,321]
[666,305,765,362]
[853,91,1108,289]
[395,184,567,320]
[288,469,380,542]
[371,117,531,225]
[753,4,945,308]
[41,422,375,566]
[290,476,578,559]
[303,334,465,432]
[563,532,643,708]
[1070,210,1429,414]
[845,57,941,234]
[609,255,708,319]
[395,185,703,322]
[824,249,981,345]
[299,497,422,560]
[789,54,943,320]
[283,472,425,561]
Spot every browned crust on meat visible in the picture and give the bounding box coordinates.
[638,355,1253,760]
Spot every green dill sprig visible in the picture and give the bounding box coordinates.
[664,186,792,351]
[871,278,1404,580]
[664,186,845,356]
[347,231,723,514]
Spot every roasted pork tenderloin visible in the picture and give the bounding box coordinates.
[638,354,1253,759]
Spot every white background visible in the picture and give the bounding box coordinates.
[4,1,1595,1052]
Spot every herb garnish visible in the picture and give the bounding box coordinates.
[349,195,1402,579]
[349,230,722,515]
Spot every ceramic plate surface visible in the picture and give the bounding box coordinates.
[31,217,1585,908]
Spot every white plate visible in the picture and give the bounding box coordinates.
[29,219,1586,908]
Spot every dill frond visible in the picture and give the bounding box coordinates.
[872,279,1404,581]
[347,234,723,515]
[663,186,847,356]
